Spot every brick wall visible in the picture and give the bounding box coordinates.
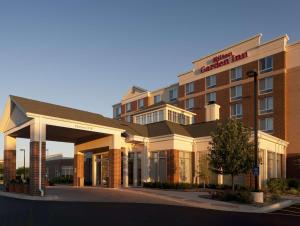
[167,149,179,183]
[3,149,16,186]
[109,149,121,188]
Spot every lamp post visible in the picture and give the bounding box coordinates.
[20,149,26,181]
[247,69,259,192]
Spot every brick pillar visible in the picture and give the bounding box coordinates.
[168,149,179,184]
[245,172,255,189]
[109,149,121,188]
[3,136,16,190]
[74,153,84,187]
[3,149,16,186]
[29,141,46,196]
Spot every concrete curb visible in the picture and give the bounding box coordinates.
[258,200,295,213]
[0,191,59,201]
[120,188,255,212]
[123,188,296,213]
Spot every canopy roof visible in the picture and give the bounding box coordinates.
[0,95,219,139]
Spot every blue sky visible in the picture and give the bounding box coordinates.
[1,0,300,167]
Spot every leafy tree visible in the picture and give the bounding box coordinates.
[16,167,30,178]
[209,119,254,191]
[198,153,210,189]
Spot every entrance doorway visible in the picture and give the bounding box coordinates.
[96,153,109,187]
[128,152,142,186]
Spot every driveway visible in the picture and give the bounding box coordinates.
[46,185,183,205]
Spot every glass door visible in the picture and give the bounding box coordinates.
[96,153,109,187]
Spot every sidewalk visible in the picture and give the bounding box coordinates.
[123,188,296,213]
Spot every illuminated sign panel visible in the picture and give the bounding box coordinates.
[195,51,248,74]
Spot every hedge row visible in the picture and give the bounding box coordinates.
[143,182,246,190]
[267,178,300,194]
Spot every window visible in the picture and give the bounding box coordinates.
[277,154,282,178]
[259,77,273,94]
[192,115,196,124]
[260,56,273,73]
[259,96,273,114]
[126,103,131,112]
[169,87,178,101]
[206,92,216,103]
[126,115,131,123]
[231,103,243,118]
[61,166,73,177]
[179,152,192,183]
[185,98,194,109]
[167,110,188,125]
[206,75,216,88]
[231,66,242,81]
[136,115,141,124]
[136,110,164,125]
[260,117,273,132]
[230,85,243,101]
[150,151,167,182]
[185,82,194,95]
[267,151,275,178]
[154,95,161,104]
[147,113,152,124]
[158,110,164,121]
[138,99,144,109]
[114,106,121,118]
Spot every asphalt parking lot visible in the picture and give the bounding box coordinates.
[269,203,300,217]
[0,195,299,226]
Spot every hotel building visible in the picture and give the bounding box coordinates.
[113,34,300,178]
[0,34,296,196]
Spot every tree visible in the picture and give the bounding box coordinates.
[198,153,210,189]
[209,119,254,191]
[16,167,30,179]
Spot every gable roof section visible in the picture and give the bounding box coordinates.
[10,95,125,130]
[5,95,218,138]
[185,121,219,138]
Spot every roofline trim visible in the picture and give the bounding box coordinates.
[191,33,262,64]
[26,112,126,134]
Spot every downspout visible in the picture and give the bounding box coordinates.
[39,117,44,196]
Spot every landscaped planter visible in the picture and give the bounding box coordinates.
[8,184,16,192]
[15,184,24,193]
[7,183,30,194]
[23,184,30,194]
[251,191,264,203]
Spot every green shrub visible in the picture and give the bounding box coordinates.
[267,178,287,194]
[143,182,198,190]
[287,178,300,189]
[286,188,299,195]
[49,176,73,185]
[211,190,253,204]
[268,193,281,202]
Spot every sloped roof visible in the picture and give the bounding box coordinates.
[184,121,219,138]
[8,95,218,139]
[10,95,124,130]
[146,120,191,137]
